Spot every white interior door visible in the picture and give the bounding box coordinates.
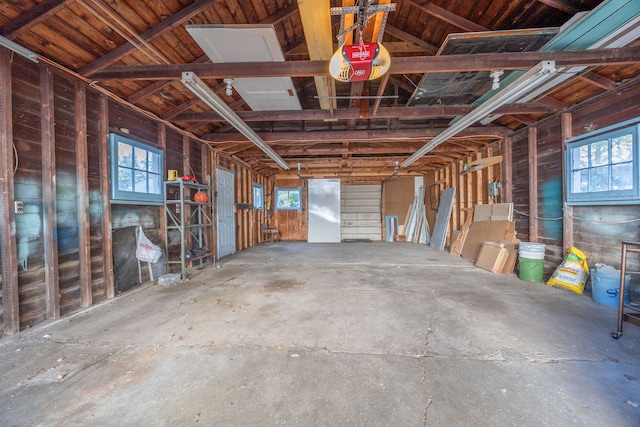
[216,168,236,258]
[308,179,341,243]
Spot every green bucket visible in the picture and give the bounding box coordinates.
[519,257,544,282]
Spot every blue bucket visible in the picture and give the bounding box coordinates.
[591,270,630,307]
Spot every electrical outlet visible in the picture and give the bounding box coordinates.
[15,201,24,214]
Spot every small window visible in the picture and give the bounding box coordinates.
[110,133,163,204]
[566,119,639,205]
[275,187,302,212]
[253,183,264,210]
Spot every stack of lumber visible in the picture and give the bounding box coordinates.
[397,187,430,244]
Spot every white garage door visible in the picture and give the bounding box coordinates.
[341,184,382,241]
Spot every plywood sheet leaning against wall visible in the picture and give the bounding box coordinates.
[430,187,456,251]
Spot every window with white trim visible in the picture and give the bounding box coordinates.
[110,133,163,204]
[253,183,264,210]
[275,187,302,212]
[566,119,639,205]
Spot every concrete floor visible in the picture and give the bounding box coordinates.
[1,242,639,426]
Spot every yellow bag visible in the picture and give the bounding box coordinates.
[546,247,589,294]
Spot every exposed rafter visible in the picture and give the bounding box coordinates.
[90,47,640,80]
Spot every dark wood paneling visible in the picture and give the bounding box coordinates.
[109,102,159,147]
[1,48,19,335]
[42,63,60,320]
[4,48,267,334]
[510,82,640,278]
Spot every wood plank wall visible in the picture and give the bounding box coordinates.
[0,55,269,336]
[510,80,640,278]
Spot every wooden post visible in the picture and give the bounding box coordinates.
[486,147,494,204]
[561,113,574,252]
[450,160,459,230]
[503,136,513,203]
[98,94,115,298]
[465,155,473,210]
[75,81,91,307]
[457,159,466,223]
[475,152,483,205]
[0,47,20,334]
[212,150,218,259]
[249,170,256,246]
[158,123,166,248]
[528,127,538,242]
[40,62,60,320]
[182,135,192,250]
[201,142,212,251]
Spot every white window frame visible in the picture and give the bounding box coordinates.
[275,186,302,212]
[566,118,640,206]
[109,133,164,205]
[253,183,264,210]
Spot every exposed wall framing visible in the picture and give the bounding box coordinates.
[428,143,504,248]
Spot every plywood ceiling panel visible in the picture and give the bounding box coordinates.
[187,24,302,111]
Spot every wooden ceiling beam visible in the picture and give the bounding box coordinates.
[389,76,419,94]
[0,0,71,39]
[578,71,617,91]
[242,145,423,156]
[297,0,336,110]
[409,1,488,33]
[262,1,299,25]
[285,41,434,56]
[162,81,247,120]
[173,103,552,122]
[510,115,537,126]
[538,95,568,111]
[90,47,640,80]
[79,0,218,76]
[535,0,584,14]
[203,126,508,143]
[127,54,210,104]
[384,25,438,55]
[372,73,391,117]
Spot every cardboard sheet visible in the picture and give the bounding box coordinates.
[475,240,520,274]
[461,220,516,261]
[476,242,509,273]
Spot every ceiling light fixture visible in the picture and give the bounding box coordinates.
[0,35,39,63]
[223,78,234,96]
[402,61,557,168]
[490,70,504,90]
[181,72,290,170]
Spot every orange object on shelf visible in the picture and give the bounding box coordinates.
[193,190,208,203]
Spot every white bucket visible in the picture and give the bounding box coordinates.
[518,242,545,260]
[519,242,545,253]
[519,250,545,260]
